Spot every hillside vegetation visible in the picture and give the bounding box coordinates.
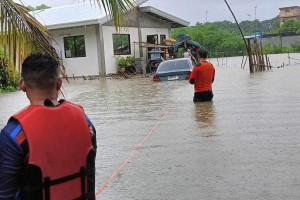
[171,16,300,57]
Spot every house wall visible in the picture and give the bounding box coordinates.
[279,7,300,23]
[48,10,174,76]
[140,28,169,61]
[102,26,139,74]
[102,10,171,74]
[102,26,169,74]
[50,25,100,77]
[280,7,300,18]
[50,23,170,76]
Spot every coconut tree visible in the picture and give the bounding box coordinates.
[0,0,136,82]
[0,0,58,82]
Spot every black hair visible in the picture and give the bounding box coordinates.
[21,53,59,89]
[198,48,208,59]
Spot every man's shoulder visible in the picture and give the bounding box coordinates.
[61,100,85,111]
[0,120,26,148]
[1,120,20,136]
[200,61,214,70]
[201,61,213,66]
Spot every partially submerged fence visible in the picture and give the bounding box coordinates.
[243,39,272,72]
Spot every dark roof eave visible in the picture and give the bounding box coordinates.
[279,6,300,10]
[140,6,189,28]
[46,19,101,30]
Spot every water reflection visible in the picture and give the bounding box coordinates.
[193,101,216,137]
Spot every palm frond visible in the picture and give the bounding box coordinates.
[0,0,65,79]
[87,0,135,31]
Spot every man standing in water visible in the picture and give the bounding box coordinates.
[0,53,97,199]
[189,48,215,102]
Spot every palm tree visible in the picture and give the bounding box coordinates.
[0,0,135,81]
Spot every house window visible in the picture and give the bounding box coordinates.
[113,34,131,55]
[160,35,166,45]
[147,35,158,44]
[63,35,86,58]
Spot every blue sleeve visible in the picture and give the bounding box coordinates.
[85,115,97,150]
[0,121,26,200]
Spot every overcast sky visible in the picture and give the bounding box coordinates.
[15,0,299,25]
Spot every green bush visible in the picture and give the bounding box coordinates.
[116,56,135,69]
[262,42,300,54]
[282,47,294,53]
[0,85,17,93]
[0,49,19,93]
[263,44,283,54]
[291,42,300,52]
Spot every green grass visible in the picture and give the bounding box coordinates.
[0,86,18,93]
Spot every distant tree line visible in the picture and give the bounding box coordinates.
[26,4,51,11]
[171,16,300,57]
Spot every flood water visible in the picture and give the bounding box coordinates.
[0,53,300,200]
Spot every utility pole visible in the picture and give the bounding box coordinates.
[206,10,208,23]
[254,6,257,32]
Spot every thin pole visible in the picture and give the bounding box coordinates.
[223,0,253,72]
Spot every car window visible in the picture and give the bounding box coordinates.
[157,59,191,72]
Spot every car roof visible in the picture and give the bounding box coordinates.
[157,58,192,73]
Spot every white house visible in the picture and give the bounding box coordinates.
[31,2,189,77]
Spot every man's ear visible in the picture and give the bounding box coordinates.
[19,79,26,92]
[56,78,62,91]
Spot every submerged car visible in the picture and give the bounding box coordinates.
[153,58,193,81]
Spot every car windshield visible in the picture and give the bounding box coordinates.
[157,59,191,73]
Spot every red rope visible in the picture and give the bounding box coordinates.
[96,103,175,196]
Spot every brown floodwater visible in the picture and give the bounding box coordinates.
[0,53,299,200]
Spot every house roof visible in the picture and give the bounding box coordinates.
[31,4,106,30]
[31,3,189,30]
[279,6,300,10]
[139,6,189,28]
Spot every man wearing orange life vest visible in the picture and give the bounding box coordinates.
[0,53,97,200]
[189,48,215,102]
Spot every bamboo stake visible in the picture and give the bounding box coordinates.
[251,44,257,72]
[256,41,261,71]
[265,54,269,70]
[259,41,265,68]
[243,56,248,69]
[241,54,245,68]
[255,42,261,71]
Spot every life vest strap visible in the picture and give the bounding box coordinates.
[44,167,86,200]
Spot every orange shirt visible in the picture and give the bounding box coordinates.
[190,61,215,92]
